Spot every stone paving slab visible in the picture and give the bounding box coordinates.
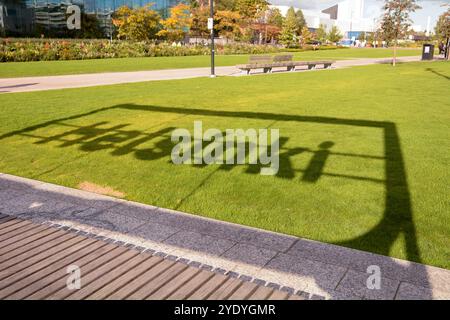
[0,173,449,300]
[334,269,400,300]
[0,56,421,94]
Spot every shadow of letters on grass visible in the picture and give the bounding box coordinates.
[0,103,431,298]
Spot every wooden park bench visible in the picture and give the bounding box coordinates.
[237,54,334,75]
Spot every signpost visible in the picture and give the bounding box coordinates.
[208,1,215,78]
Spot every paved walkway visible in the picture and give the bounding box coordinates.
[0,56,421,93]
[0,214,303,300]
[0,173,449,300]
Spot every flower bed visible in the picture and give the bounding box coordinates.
[0,38,342,62]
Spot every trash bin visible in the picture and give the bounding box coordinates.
[422,44,434,60]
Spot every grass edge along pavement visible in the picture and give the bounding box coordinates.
[0,47,423,78]
[0,61,448,270]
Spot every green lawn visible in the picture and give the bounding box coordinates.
[0,61,448,269]
[0,47,422,78]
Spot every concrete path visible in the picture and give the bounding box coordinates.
[0,56,421,94]
[0,173,449,300]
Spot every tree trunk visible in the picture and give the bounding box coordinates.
[393,39,397,66]
[446,37,450,61]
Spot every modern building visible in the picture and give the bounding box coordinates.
[0,0,181,37]
[270,0,380,39]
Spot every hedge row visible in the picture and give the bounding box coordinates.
[0,39,284,62]
[0,39,342,62]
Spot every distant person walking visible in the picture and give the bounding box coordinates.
[438,41,445,55]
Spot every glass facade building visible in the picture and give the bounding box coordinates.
[0,0,181,37]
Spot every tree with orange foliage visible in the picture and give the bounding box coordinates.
[215,10,242,42]
[157,3,192,41]
[190,6,209,38]
[112,4,161,41]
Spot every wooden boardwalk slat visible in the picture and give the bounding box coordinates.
[0,228,65,261]
[227,281,259,300]
[65,250,149,300]
[0,215,299,301]
[288,293,307,300]
[85,255,162,300]
[246,284,274,300]
[165,269,216,300]
[106,259,177,300]
[23,243,120,300]
[0,237,94,287]
[268,290,289,300]
[188,273,229,300]
[146,266,202,300]
[0,233,82,276]
[0,217,26,232]
[0,214,14,222]
[49,247,136,300]
[0,239,104,299]
[0,220,41,240]
[0,226,67,256]
[127,262,188,300]
[207,277,244,300]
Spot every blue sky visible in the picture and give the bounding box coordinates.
[270,0,449,30]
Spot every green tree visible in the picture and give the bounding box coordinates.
[295,9,306,31]
[298,26,311,48]
[327,25,342,44]
[112,5,161,41]
[316,23,327,43]
[358,31,366,41]
[217,0,236,11]
[279,7,298,47]
[435,7,450,60]
[235,0,268,19]
[379,0,421,66]
[235,0,268,42]
[266,7,283,29]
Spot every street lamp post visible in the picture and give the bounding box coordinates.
[209,0,215,77]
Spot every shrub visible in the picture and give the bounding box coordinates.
[0,38,343,62]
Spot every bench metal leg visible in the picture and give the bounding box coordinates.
[263,67,271,73]
[308,65,316,70]
[324,64,331,69]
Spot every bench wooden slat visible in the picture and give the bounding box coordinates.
[273,54,293,62]
[237,56,335,74]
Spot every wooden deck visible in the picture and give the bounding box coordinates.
[0,214,304,300]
